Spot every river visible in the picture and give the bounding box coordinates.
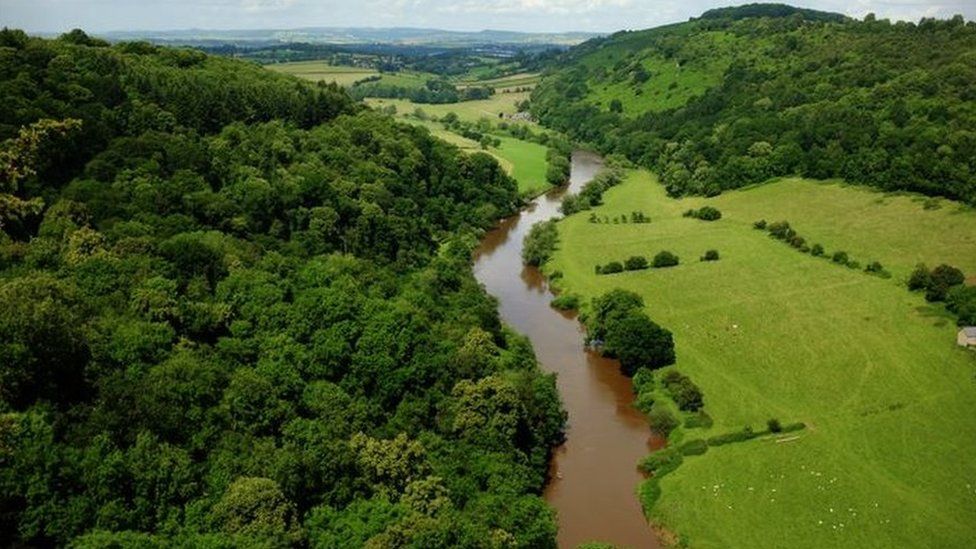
[473,151,664,548]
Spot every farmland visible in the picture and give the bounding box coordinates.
[547,171,976,548]
[265,60,378,86]
[366,91,532,124]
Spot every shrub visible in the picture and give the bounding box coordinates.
[788,235,806,249]
[684,410,713,429]
[926,264,966,302]
[767,220,793,240]
[630,211,650,223]
[946,285,976,325]
[662,370,704,411]
[696,206,722,221]
[753,219,767,230]
[646,405,679,437]
[907,263,931,291]
[624,255,649,271]
[810,243,825,257]
[767,418,782,433]
[652,251,679,268]
[550,294,580,311]
[864,261,890,278]
[678,439,709,456]
[685,206,722,221]
[701,249,719,262]
[707,426,760,446]
[831,251,849,264]
[600,261,624,274]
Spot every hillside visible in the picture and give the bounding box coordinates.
[0,30,564,546]
[531,5,976,203]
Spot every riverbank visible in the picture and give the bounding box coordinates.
[545,169,976,548]
[473,152,664,548]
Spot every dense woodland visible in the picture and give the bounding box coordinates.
[531,6,976,203]
[0,30,565,546]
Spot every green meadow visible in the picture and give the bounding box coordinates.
[265,60,378,86]
[366,91,532,125]
[547,171,976,548]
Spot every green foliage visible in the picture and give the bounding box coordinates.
[533,12,976,204]
[946,285,976,325]
[661,370,704,412]
[678,438,709,456]
[522,220,559,266]
[603,311,676,375]
[652,250,680,268]
[683,206,722,221]
[550,293,580,310]
[0,35,561,547]
[624,255,649,270]
[701,249,719,262]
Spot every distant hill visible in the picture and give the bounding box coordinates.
[100,27,600,48]
[531,4,976,203]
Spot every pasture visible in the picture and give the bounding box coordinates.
[366,91,532,125]
[547,171,976,548]
[265,60,377,86]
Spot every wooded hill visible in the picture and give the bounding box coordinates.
[531,4,976,203]
[0,30,564,546]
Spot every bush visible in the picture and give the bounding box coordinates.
[810,243,824,257]
[652,251,679,268]
[767,418,782,433]
[685,206,722,221]
[684,410,713,429]
[701,249,720,262]
[707,426,760,446]
[907,263,932,291]
[646,405,679,437]
[788,235,806,249]
[926,264,966,301]
[753,219,767,230]
[946,285,976,325]
[767,220,793,240]
[624,255,649,271]
[864,261,890,278]
[550,294,580,311]
[599,261,624,274]
[831,251,849,264]
[679,438,709,456]
[662,370,704,411]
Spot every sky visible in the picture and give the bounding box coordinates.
[1,0,973,34]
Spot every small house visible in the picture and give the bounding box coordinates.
[958,327,976,347]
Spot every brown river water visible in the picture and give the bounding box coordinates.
[473,151,664,548]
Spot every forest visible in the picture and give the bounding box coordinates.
[531,6,976,204]
[0,29,565,547]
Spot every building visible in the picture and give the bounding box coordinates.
[958,327,976,347]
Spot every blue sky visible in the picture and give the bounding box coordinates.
[2,0,973,33]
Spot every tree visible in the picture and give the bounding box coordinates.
[603,312,676,375]
[210,477,303,543]
[926,264,965,301]
[624,255,649,270]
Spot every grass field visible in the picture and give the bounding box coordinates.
[459,72,541,91]
[266,61,377,86]
[547,171,976,548]
[366,92,532,125]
